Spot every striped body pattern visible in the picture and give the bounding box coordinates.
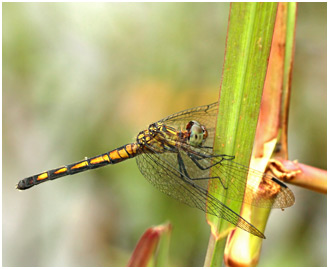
[16,143,139,190]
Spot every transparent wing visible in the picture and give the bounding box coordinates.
[159,102,218,123]
[136,144,265,238]
[142,127,295,209]
[163,142,295,209]
[215,159,295,208]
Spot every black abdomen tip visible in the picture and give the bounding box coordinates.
[16,179,33,190]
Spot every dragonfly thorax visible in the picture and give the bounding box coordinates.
[136,123,164,148]
[136,130,154,146]
[136,121,208,150]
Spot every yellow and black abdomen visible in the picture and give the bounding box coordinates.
[16,143,139,190]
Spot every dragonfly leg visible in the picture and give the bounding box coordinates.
[177,152,228,190]
[177,152,193,182]
[191,151,235,161]
[188,152,223,169]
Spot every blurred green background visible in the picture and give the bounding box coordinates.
[3,3,326,266]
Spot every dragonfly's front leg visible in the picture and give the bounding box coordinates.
[187,152,225,170]
[188,150,235,162]
[176,152,228,190]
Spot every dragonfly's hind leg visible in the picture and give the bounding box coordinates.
[177,152,194,185]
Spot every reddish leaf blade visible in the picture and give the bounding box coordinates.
[128,223,172,267]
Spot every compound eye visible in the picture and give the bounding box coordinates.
[188,124,203,147]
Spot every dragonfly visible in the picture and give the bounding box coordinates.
[16,102,295,238]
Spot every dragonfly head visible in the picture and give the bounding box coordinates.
[186,120,208,147]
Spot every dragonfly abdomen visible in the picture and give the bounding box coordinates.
[16,143,139,190]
